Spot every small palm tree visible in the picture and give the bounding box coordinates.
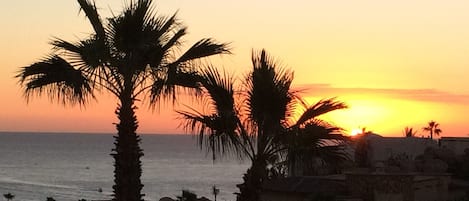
[423,121,442,139]
[16,1,228,201]
[403,127,417,137]
[3,193,14,201]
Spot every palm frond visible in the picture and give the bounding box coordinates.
[161,27,186,52]
[294,98,347,128]
[16,56,93,105]
[177,108,243,160]
[77,0,105,40]
[245,49,294,131]
[281,123,349,176]
[175,66,260,160]
[175,39,230,64]
[149,69,202,104]
[50,37,119,95]
[199,66,235,113]
[51,37,108,69]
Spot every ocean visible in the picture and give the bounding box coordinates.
[0,132,249,201]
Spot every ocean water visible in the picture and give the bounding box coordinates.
[0,132,249,201]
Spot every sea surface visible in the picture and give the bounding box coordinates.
[0,132,249,201]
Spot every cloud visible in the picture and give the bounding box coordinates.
[294,84,469,104]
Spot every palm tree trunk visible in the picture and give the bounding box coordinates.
[237,157,268,201]
[112,88,144,201]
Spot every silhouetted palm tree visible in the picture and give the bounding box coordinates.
[404,127,417,137]
[177,50,347,201]
[16,1,228,201]
[212,185,219,201]
[423,121,442,139]
[3,193,14,201]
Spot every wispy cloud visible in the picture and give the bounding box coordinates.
[295,84,469,104]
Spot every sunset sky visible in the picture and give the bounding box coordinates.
[1,0,468,137]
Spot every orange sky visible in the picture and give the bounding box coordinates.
[1,0,468,137]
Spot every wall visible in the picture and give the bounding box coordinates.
[368,137,437,163]
[440,137,469,155]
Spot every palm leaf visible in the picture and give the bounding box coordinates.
[77,0,105,40]
[294,98,347,128]
[199,66,235,113]
[176,66,246,159]
[175,38,230,64]
[282,123,349,176]
[245,49,294,131]
[16,56,93,105]
[177,108,243,160]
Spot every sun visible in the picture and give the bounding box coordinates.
[350,128,363,136]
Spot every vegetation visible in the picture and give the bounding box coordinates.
[403,126,417,137]
[16,1,228,201]
[422,120,442,139]
[3,193,14,201]
[354,133,371,168]
[175,190,211,201]
[178,50,348,201]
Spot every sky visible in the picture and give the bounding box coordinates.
[1,0,468,137]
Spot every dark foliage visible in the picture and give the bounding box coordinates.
[178,50,348,201]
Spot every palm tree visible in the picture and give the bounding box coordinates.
[212,185,219,201]
[403,127,417,137]
[3,193,14,201]
[177,50,348,201]
[423,121,442,139]
[16,1,228,201]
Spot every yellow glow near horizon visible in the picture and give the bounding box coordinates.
[302,93,463,137]
[350,129,363,136]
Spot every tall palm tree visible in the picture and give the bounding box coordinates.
[177,50,348,201]
[423,121,442,139]
[16,1,228,201]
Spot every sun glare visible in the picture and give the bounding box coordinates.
[350,129,363,136]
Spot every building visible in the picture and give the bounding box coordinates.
[346,172,450,201]
[439,137,469,155]
[357,134,438,165]
[260,172,452,201]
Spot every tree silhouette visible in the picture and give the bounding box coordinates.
[423,121,442,139]
[403,127,417,137]
[3,193,14,201]
[212,185,219,201]
[354,133,371,168]
[16,1,228,201]
[176,190,197,201]
[46,197,56,201]
[178,50,348,201]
